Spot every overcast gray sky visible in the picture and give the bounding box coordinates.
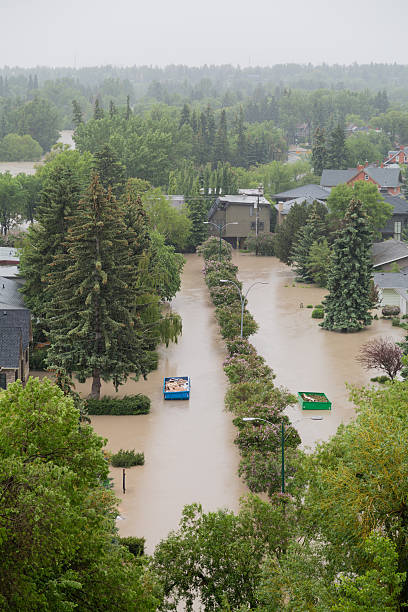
[2,0,408,67]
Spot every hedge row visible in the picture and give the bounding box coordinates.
[86,394,150,415]
[199,237,300,497]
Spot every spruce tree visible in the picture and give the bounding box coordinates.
[326,123,347,169]
[125,94,131,120]
[321,198,372,332]
[93,144,126,197]
[109,100,117,119]
[72,100,83,128]
[179,103,191,127]
[403,168,408,200]
[47,175,149,399]
[291,202,327,282]
[311,127,326,176]
[93,98,104,120]
[274,202,310,264]
[235,106,247,167]
[213,109,229,164]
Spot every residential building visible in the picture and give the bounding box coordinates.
[274,197,326,226]
[0,306,32,390]
[384,145,408,166]
[0,246,20,278]
[165,195,185,211]
[321,165,403,196]
[374,272,408,315]
[371,239,408,270]
[207,193,272,247]
[380,195,408,241]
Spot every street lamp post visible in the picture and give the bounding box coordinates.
[220,279,267,338]
[203,221,238,262]
[242,416,323,493]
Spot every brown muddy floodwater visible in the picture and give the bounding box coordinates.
[73,252,405,555]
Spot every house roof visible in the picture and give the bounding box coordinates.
[0,277,25,309]
[374,272,408,289]
[274,197,326,215]
[0,327,22,369]
[321,167,402,188]
[320,169,357,187]
[371,239,408,268]
[273,184,330,201]
[0,308,31,349]
[208,194,271,220]
[382,195,408,215]
[0,247,19,263]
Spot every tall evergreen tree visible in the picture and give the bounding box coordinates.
[326,123,347,169]
[72,100,83,128]
[213,109,229,164]
[109,100,117,119]
[291,202,327,282]
[179,103,191,127]
[311,127,326,176]
[93,98,104,120]
[47,175,149,398]
[125,94,131,120]
[235,106,247,167]
[321,198,372,332]
[274,202,310,264]
[93,144,126,197]
[403,168,408,200]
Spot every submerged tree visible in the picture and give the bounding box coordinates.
[47,175,151,398]
[291,202,327,282]
[321,198,372,332]
[311,127,326,176]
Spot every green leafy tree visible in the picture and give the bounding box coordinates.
[311,126,326,176]
[291,202,327,281]
[0,133,42,161]
[147,230,184,301]
[46,174,151,398]
[16,172,42,223]
[142,187,192,252]
[0,377,162,611]
[326,123,347,169]
[327,181,393,236]
[72,99,83,128]
[0,171,26,234]
[15,97,60,151]
[321,198,373,332]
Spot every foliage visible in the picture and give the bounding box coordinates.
[311,126,326,176]
[0,171,26,234]
[226,336,257,357]
[197,235,233,261]
[223,353,273,384]
[308,238,331,287]
[312,308,324,319]
[382,305,400,316]
[345,131,392,167]
[153,495,294,611]
[85,395,151,415]
[0,378,162,611]
[147,230,185,301]
[321,198,373,332]
[215,305,258,339]
[245,232,275,256]
[120,536,145,557]
[357,337,403,380]
[110,449,145,467]
[46,174,154,398]
[326,123,348,169]
[291,202,327,282]
[0,133,42,161]
[29,346,48,370]
[142,187,191,251]
[209,282,241,307]
[274,202,310,264]
[327,181,393,236]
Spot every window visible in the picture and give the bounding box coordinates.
[394,221,402,240]
[249,206,254,217]
[0,373,6,389]
[250,221,265,231]
[364,174,369,180]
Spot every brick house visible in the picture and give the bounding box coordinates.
[384,145,408,166]
[321,165,403,196]
[207,193,272,248]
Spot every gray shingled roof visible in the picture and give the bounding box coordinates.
[274,197,326,215]
[273,184,330,201]
[0,247,19,262]
[374,272,408,289]
[0,308,30,349]
[320,169,357,187]
[371,240,408,268]
[208,194,271,220]
[0,327,22,368]
[0,277,25,309]
[382,195,408,214]
[365,167,402,187]
[321,167,402,188]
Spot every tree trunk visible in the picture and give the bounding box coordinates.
[90,369,101,400]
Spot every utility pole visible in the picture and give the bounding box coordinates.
[255,183,263,256]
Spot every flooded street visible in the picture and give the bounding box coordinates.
[79,253,247,553]
[0,130,74,176]
[76,251,405,554]
[234,252,405,448]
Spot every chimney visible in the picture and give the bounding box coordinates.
[381,162,384,168]
[278,201,283,213]
[357,164,363,171]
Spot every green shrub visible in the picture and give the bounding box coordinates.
[370,375,390,384]
[392,317,401,326]
[215,305,258,339]
[244,233,275,256]
[402,314,408,319]
[209,283,241,307]
[373,314,379,320]
[312,308,324,319]
[226,337,257,357]
[382,305,400,316]
[29,347,48,370]
[197,236,232,261]
[86,395,150,415]
[120,536,145,557]
[223,353,274,384]
[306,304,313,308]
[111,449,145,467]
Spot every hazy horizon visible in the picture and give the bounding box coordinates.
[2,0,408,69]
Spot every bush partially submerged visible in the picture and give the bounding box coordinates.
[197,236,233,261]
[111,449,145,467]
[245,232,275,256]
[86,395,150,415]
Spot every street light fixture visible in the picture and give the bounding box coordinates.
[242,416,323,493]
[220,279,268,338]
[203,221,238,262]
